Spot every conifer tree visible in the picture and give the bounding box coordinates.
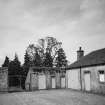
[2,56,9,67]
[23,51,31,76]
[13,53,21,75]
[43,52,53,67]
[55,48,67,67]
[33,51,42,67]
[8,53,22,75]
[8,53,22,86]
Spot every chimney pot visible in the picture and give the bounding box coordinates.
[77,47,84,61]
[79,47,82,51]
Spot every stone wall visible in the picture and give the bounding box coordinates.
[0,67,8,91]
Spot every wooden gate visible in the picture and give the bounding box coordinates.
[38,75,46,89]
[61,77,65,88]
[67,70,81,90]
[84,72,91,91]
[51,77,56,88]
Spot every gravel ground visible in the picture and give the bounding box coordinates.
[0,89,105,105]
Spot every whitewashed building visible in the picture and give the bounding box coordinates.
[66,47,105,94]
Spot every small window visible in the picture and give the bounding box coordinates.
[99,71,105,82]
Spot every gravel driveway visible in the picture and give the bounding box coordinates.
[0,89,105,105]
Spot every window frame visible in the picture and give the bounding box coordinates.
[98,70,105,83]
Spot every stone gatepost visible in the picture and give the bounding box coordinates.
[0,68,8,92]
[46,71,51,89]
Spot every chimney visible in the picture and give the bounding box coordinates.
[77,47,84,61]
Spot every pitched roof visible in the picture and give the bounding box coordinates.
[68,48,105,69]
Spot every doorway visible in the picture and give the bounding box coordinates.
[51,77,56,88]
[38,75,46,89]
[84,72,91,91]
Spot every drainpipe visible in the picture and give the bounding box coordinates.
[80,66,82,90]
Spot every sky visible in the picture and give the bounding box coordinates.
[0,0,105,66]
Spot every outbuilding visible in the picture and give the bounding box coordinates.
[25,67,66,91]
[66,47,105,94]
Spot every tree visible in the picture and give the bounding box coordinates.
[26,44,37,62]
[8,53,22,87]
[43,51,53,67]
[23,51,31,76]
[2,56,9,67]
[33,51,42,67]
[22,51,32,89]
[55,48,67,67]
[38,37,62,60]
[13,53,22,75]
[26,37,62,67]
[8,53,22,76]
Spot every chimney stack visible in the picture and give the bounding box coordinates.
[77,47,84,61]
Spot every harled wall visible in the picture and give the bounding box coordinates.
[81,65,105,94]
[0,68,8,91]
[25,67,66,91]
[66,65,105,94]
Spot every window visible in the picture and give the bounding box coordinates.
[99,71,105,82]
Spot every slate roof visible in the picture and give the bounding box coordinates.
[68,48,105,69]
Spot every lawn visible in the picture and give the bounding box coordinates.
[0,89,105,105]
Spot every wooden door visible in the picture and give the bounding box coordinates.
[38,75,46,89]
[84,72,91,91]
[61,77,65,88]
[51,77,56,88]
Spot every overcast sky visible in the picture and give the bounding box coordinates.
[0,0,105,65]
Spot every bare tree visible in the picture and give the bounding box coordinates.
[26,36,63,66]
[38,36,62,60]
